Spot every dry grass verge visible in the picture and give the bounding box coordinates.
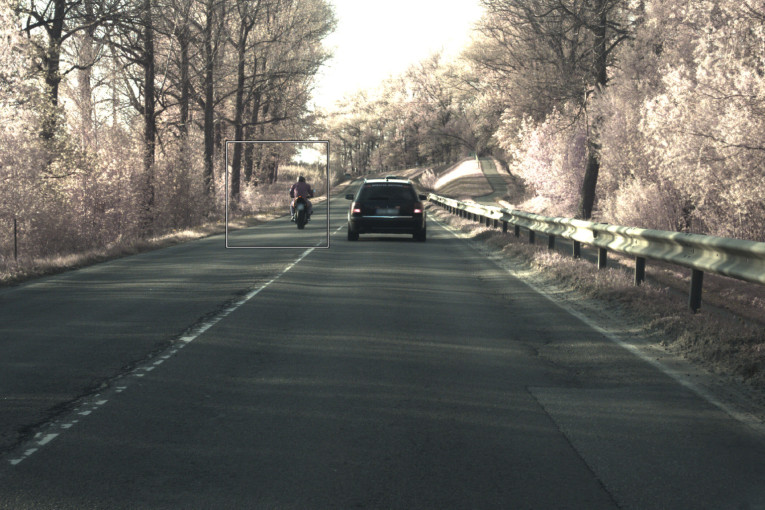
[0,178,356,289]
[428,204,765,390]
[0,213,276,288]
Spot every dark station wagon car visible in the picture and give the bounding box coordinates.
[346,177,427,241]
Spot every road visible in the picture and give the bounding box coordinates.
[227,198,329,249]
[1,186,764,509]
[473,157,510,205]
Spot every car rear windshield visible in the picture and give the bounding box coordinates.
[358,183,417,202]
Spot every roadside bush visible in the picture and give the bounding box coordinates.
[496,106,586,217]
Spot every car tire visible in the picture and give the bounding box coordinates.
[413,228,426,242]
[347,225,359,241]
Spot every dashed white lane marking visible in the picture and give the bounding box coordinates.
[6,244,320,467]
[37,434,58,446]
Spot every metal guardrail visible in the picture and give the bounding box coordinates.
[428,193,765,312]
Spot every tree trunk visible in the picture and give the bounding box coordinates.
[244,55,263,184]
[243,90,261,183]
[178,27,190,139]
[580,143,600,220]
[578,1,609,220]
[142,0,156,232]
[77,31,95,149]
[202,0,215,198]
[41,0,66,141]
[229,23,249,205]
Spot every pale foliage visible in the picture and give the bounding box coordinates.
[467,0,765,239]
[237,164,327,218]
[597,0,765,240]
[1,0,334,268]
[0,0,46,260]
[497,106,587,216]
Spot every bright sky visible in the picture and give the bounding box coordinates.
[311,0,485,111]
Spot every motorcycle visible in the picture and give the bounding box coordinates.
[293,195,309,230]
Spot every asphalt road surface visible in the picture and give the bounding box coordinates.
[1,186,765,509]
[227,198,329,249]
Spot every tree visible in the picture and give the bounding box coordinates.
[226,0,334,197]
[227,0,262,203]
[200,0,226,198]
[0,0,45,258]
[405,54,479,162]
[20,0,126,142]
[474,0,633,218]
[596,0,765,240]
[105,0,160,231]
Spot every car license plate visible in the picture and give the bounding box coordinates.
[376,208,398,215]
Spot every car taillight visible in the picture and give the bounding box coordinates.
[352,202,362,214]
[414,202,423,214]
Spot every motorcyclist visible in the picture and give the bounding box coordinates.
[289,175,314,221]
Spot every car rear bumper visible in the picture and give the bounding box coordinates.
[349,215,425,234]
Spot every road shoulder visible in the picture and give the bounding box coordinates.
[429,212,765,441]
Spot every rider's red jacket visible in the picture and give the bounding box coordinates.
[289,181,313,199]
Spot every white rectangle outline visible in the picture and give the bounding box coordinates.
[224,140,330,249]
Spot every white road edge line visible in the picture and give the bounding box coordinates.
[6,246,317,467]
[431,215,765,437]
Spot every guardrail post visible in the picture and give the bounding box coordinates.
[493,219,499,229]
[485,216,490,227]
[689,269,703,312]
[548,235,555,250]
[502,221,508,233]
[598,248,608,269]
[529,230,535,244]
[573,241,581,259]
[514,225,520,237]
[635,257,646,286]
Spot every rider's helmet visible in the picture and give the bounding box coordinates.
[298,175,306,183]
